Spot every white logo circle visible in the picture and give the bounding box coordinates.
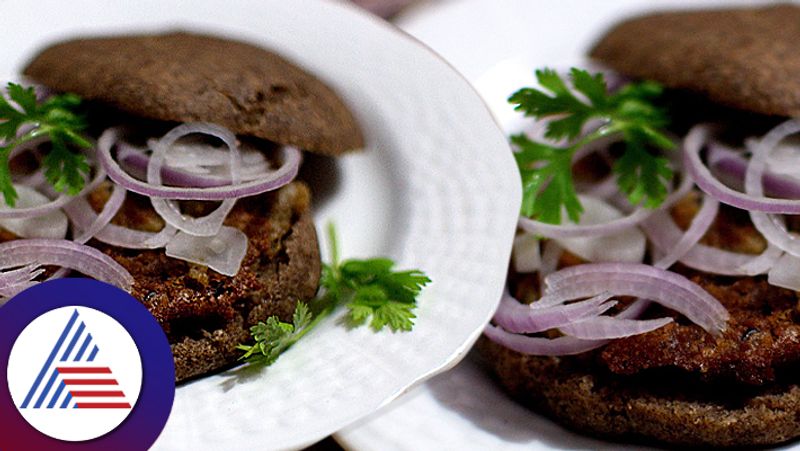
[7,306,143,442]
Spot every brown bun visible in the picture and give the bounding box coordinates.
[590,4,800,118]
[23,32,364,156]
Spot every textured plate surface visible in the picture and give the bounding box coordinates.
[0,1,520,449]
[337,0,800,450]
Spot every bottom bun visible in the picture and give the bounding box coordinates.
[477,337,800,448]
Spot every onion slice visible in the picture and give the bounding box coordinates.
[519,164,692,239]
[512,233,541,273]
[0,184,68,239]
[650,193,719,269]
[0,164,106,219]
[685,123,800,213]
[559,316,673,340]
[745,120,800,257]
[0,239,133,292]
[551,195,646,263]
[64,197,176,249]
[493,290,616,334]
[73,184,126,244]
[642,209,781,276]
[541,263,728,334]
[708,142,800,198]
[148,124,240,237]
[484,324,609,356]
[767,253,800,291]
[97,126,301,200]
[165,226,248,277]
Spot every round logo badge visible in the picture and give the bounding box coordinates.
[0,279,175,451]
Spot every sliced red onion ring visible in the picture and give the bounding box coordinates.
[512,233,541,273]
[767,253,800,291]
[538,239,562,286]
[558,316,673,340]
[148,124,239,237]
[0,184,68,239]
[164,142,268,168]
[64,196,176,249]
[74,184,126,244]
[0,263,44,287]
[708,142,800,199]
[493,290,615,334]
[98,126,301,200]
[519,164,692,239]
[685,124,800,213]
[0,163,106,219]
[642,209,782,276]
[165,226,248,277]
[551,195,646,262]
[745,120,800,257]
[118,143,276,188]
[540,263,728,334]
[0,239,133,291]
[484,323,609,356]
[650,193,718,269]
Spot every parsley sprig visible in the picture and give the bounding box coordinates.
[0,82,91,206]
[510,68,674,224]
[237,223,431,366]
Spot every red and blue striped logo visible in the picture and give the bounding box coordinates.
[20,309,132,411]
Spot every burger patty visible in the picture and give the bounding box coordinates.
[88,181,321,381]
[509,192,800,386]
[486,194,800,446]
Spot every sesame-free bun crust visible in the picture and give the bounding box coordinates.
[590,4,800,118]
[23,32,364,156]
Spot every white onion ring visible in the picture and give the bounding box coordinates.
[540,263,728,334]
[0,239,133,292]
[74,183,126,244]
[64,197,177,249]
[650,193,719,269]
[484,324,609,356]
[558,316,673,340]
[148,123,239,237]
[745,120,800,257]
[0,163,106,219]
[685,124,800,213]
[642,209,782,276]
[519,162,692,238]
[97,126,301,200]
[493,290,616,334]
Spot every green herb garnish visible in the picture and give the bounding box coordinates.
[509,68,674,224]
[0,82,90,206]
[237,223,431,366]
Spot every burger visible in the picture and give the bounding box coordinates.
[0,32,363,382]
[479,4,800,447]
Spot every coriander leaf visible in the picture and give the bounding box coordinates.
[613,139,673,208]
[508,68,674,223]
[512,133,582,223]
[236,302,313,365]
[339,258,430,331]
[43,134,90,196]
[237,223,431,367]
[371,301,416,332]
[6,83,37,115]
[0,83,90,206]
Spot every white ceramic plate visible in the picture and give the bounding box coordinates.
[337,0,800,450]
[0,1,520,449]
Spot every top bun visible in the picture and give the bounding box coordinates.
[23,32,364,156]
[590,4,800,117]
